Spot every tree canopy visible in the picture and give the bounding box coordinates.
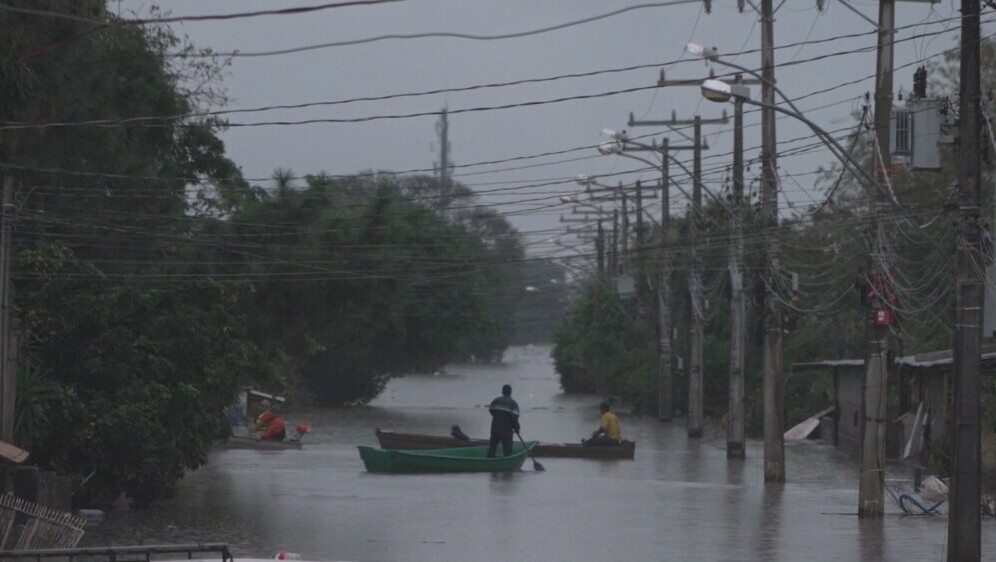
[1,2,528,506]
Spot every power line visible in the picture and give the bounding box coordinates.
[163,6,964,59]
[7,13,972,132]
[0,1,406,26]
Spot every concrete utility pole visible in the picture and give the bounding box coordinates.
[658,138,673,421]
[949,0,982,557]
[858,0,894,519]
[628,112,726,436]
[759,0,785,482]
[728,89,747,458]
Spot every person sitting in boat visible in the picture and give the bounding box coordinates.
[255,400,286,441]
[583,402,621,447]
[486,384,520,457]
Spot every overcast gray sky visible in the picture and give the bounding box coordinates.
[120,0,980,260]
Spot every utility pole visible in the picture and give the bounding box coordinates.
[759,0,785,483]
[560,213,605,277]
[621,192,630,270]
[612,135,697,421]
[659,138,673,421]
[596,220,606,277]
[628,112,726,436]
[688,116,705,438]
[728,88,747,458]
[611,209,619,274]
[949,0,982,557]
[858,0,894,519]
[0,175,13,443]
[434,108,453,187]
[635,181,646,316]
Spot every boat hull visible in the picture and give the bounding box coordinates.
[375,428,634,459]
[218,435,303,450]
[358,442,535,473]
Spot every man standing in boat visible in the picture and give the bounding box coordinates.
[583,402,621,447]
[486,384,520,457]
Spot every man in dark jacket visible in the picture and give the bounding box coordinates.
[487,384,520,457]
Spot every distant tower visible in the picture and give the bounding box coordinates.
[434,108,454,186]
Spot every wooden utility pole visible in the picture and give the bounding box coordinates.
[628,112,725,436]
[434,108,453,187]
[635,182,646,316]
[596,220,605,277]
[858,0,894,519]
[688,116,705,438]
[658,138,673,421]
[728,90,747,458]
[0,175,15,443]
[621,193,630,269]
[949,0,982,557]
[759,0,785,482]
[613,136,696,422]
[611,209,619,275]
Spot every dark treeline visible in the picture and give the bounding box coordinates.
[0,2,541,507]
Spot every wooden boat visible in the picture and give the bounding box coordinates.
[357,442,536,473]
[219,435,303,450]
[375,428,635,459]
[216,425,303,450]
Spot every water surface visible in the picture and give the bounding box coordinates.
[82,345,992,561]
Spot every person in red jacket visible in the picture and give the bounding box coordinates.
[254,400,286,441]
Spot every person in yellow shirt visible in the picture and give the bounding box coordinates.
[584,402,621,446]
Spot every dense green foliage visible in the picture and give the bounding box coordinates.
[552,281,657,409]
[0,2,525,506]
[553,40,996,440]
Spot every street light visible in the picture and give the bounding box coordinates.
[700,78,748,103]
[687,42,808,121]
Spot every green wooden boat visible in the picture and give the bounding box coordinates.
[357,442,537,473]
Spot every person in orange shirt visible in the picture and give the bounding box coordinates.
[254,400,286,441]
[583,402,621,447]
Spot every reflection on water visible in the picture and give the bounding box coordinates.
[81,345,992,561]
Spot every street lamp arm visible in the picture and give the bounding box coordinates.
[612,139,736,219]
[687,43,807,119]
[612,150,695,205]
[739,97,887,204]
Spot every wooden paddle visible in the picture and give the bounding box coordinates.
[515,430,545,471]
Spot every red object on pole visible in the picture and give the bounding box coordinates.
[874,308,892,327]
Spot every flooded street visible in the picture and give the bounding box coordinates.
[82,345,994,561]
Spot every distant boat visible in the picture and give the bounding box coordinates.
[217,426,304,451]
[358,442,536,473]
[375,428,635,459]
[219,435,304,451]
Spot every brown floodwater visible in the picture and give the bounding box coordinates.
[80,344,995,561]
